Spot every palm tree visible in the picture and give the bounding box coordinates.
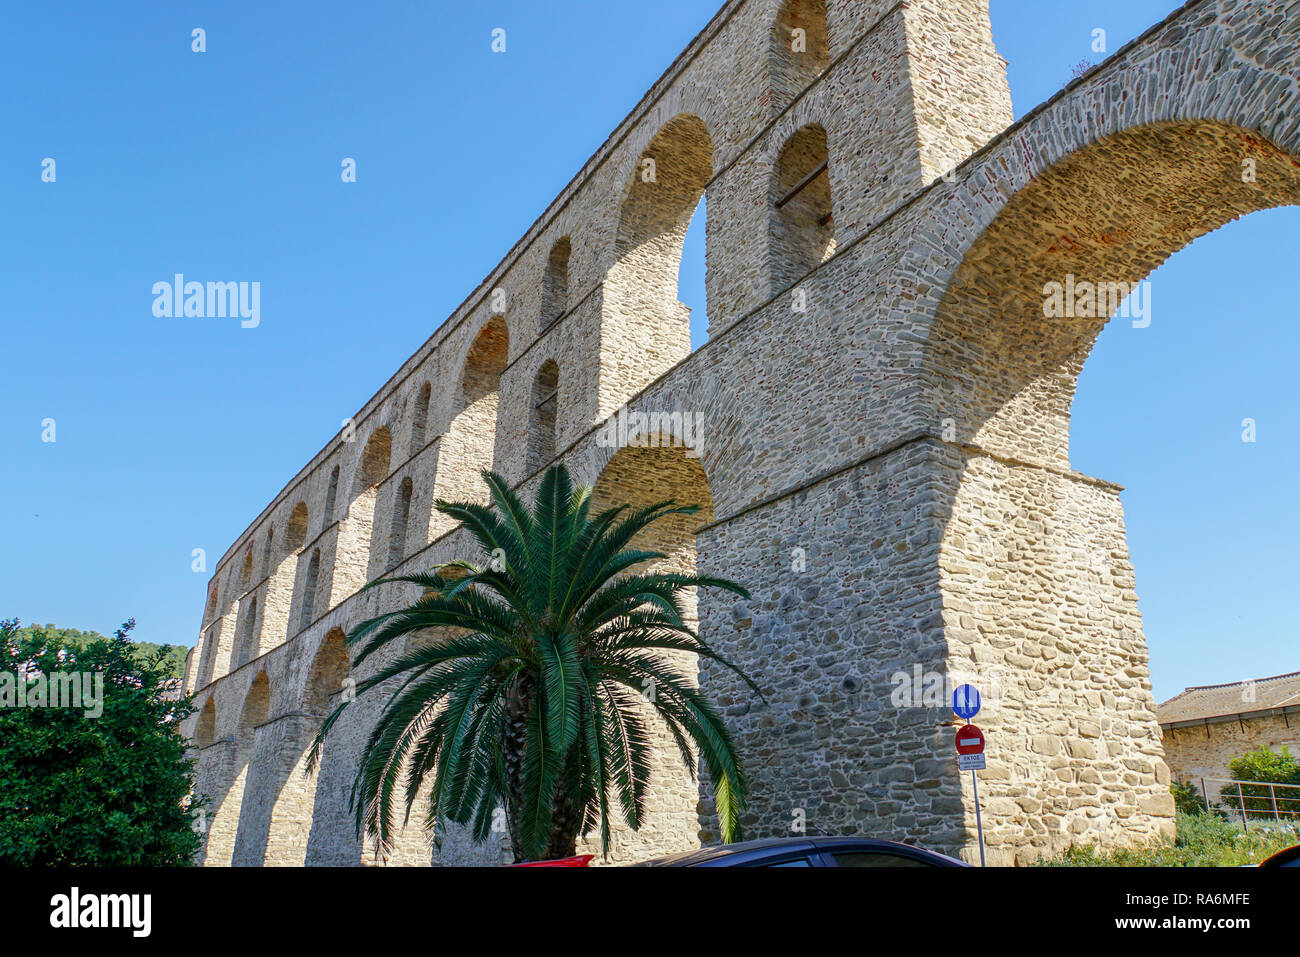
[307,464,759,863]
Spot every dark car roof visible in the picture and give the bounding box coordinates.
[1260,844,1300,867]
[633,836,967,867]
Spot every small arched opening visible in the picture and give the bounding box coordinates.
[770,123,835,292]
[541,236,571,329]
[527,360,560,475]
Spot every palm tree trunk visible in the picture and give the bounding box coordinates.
[503,675,532,863]
[543,754,585,860]
[504,675,586,862]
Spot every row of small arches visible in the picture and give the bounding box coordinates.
[528,0,833,333]
[194,0,837,689]
[192,628,351,751]
[196,319,558,686]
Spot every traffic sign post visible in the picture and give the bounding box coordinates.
[955,725,984,755]
[968,754,986,868]
[953,684,981,720]
[952,687,987,867]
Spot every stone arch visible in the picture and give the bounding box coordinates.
[194,696,216,749]
[183,646,197,693]
[431,316,509,537]
[388,476,413,569]
[298,549,321,632]
[204,587,219,622]
[264,502,312,645]
[305,628,352,714]
[410,382,432,455]
[236,547,253,593]
[527,359,560,475]
[583,436,717,863]
[237,673,270,752]
[917,111,1300,860]
[253,628,355,866]
[285,502,309,554]
[458,318,510,412]
[770,122,835,292]
[206,671,271,865]
[302,627,365,865]
[541,236,571,328]
[924,121,1300,468]
[324,464,340,525]
[608,113,714,380]
[198,620,223,687]
[237,670,270,748]
[260,527,275,579]
[770,0,829,112]
[235,595,259,668]
[355,427,393,493]
[349,427,393,584]
[907,0,1300,465]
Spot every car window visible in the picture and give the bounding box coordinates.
[764,858,814,867]
[831,851,933,868]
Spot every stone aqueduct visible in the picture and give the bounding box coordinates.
[181,0,1300,865]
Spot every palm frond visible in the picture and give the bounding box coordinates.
[312,463,757,863]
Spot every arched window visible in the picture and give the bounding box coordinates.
[410,382,431,455]
[305,629,351,715]
[299,549,321,633]
[527,360,560,474]
[541,237,571,328]
[237,595,258,667]
[613,114,713,366]
[771,123,835,291]
[199,620,223,687]
[679,195,708,350]
[324,465,340,524]
[389,477,413,568]
[238,673,270,750]
[770,0,830,111]
[285,502,309,554]
[194,698,216,749]
[236,548,253,593]
[429,317,509,538]
[356,428,392,493]
[260,527,275,579]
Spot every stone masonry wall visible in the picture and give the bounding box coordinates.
[1163,716,1300,801]
[183,0,1300,866]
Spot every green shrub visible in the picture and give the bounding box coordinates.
[1037,810,1298,867]
[1171,780,1208,815]
[1218,746,1300,818]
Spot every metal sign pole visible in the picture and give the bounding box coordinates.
[970,725,986,868]
[952,686,988,867]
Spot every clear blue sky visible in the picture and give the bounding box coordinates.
[2,1,1294,702]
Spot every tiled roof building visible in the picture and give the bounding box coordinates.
[1159,671,1300,793]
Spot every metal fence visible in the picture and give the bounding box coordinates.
[1192,776,1300,826]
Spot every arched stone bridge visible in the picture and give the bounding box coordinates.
[181,0,1300,865]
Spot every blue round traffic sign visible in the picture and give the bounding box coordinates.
[953,684,981,720]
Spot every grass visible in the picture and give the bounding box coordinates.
[1037,811,1299,867]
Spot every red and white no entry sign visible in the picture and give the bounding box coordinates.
[953,723,988,867]
[955,725,985,755]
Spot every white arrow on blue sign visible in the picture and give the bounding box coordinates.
[953,684,981,720]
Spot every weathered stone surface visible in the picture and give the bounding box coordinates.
[180,0,1300,866]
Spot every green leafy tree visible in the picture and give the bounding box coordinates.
[309,465,759,863]
[14,623,188,680]
[0,617,202,865]
[1219,746,1300,818]
[1171,780,1208,816]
